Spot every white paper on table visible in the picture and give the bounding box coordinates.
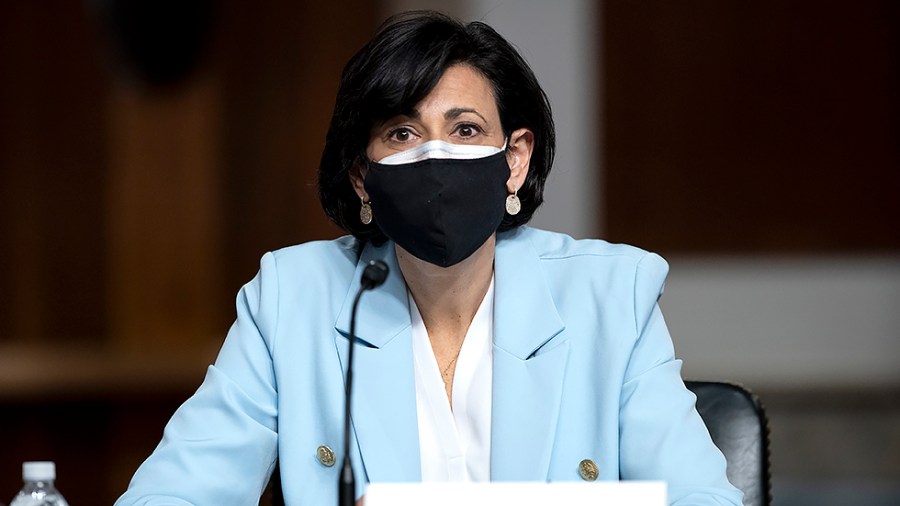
[365,481,667,506]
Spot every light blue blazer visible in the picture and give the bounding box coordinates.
[116,227,743,506]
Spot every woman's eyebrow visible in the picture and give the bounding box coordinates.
[445,107,487,123]
[375,112,417,128]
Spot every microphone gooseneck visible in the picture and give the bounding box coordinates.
[340,260,389,506]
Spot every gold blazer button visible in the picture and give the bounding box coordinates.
[578,459,599,481]
[317,445,336,467]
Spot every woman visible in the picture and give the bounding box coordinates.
[116,11,743,506]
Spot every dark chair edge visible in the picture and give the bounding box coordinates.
[685,380,773,506]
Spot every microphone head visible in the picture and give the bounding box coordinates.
[361,260,389,289]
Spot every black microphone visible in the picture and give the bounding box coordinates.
[340,259,389,506]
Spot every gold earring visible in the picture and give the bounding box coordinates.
[359,198,373,224]
[505,187,521,216]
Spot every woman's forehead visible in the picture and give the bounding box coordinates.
[407,64,499,120]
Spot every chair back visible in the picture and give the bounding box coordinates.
[686,381,772,506]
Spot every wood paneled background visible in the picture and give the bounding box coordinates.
[0,1,374,503]
[603,1,900,254]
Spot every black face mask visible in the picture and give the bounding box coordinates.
[364,150,509,267]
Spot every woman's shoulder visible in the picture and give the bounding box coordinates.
[266,235,359,265]
[506,226,666,268]
[503,227,670,300]
[248,235,363,287]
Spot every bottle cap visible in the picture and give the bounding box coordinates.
[23,461,56,481]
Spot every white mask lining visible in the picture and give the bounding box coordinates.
[376,139,507,165]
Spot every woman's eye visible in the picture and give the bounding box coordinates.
[387,127,416,142]
[455,123,482,138]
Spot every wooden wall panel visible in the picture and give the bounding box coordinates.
[105,80,226,354]
[216,1,373,293]
[1,0,380,503]
[0,2,108,344]
[603,1,900,254]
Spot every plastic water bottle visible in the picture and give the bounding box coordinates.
[9,462,69,506]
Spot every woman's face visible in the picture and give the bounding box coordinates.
[352,63,533,207]
[366,64,505,161]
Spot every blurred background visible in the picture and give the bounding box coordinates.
[0,0,898,504]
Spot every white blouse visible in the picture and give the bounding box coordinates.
[409,277,494,482]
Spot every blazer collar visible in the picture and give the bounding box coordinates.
[493,227,566,358]
[491,227,569,481]
[333,241,421,483]
[334,240,410,348]
[335,228,566,355]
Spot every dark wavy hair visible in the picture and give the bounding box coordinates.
[318,10,555,245]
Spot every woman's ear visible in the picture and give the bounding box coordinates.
[505,128,534,193]
[349,161,369,201]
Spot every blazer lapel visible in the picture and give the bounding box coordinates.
[332,228,568,484]
[491,228,569,481]
[334,242,421,483]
